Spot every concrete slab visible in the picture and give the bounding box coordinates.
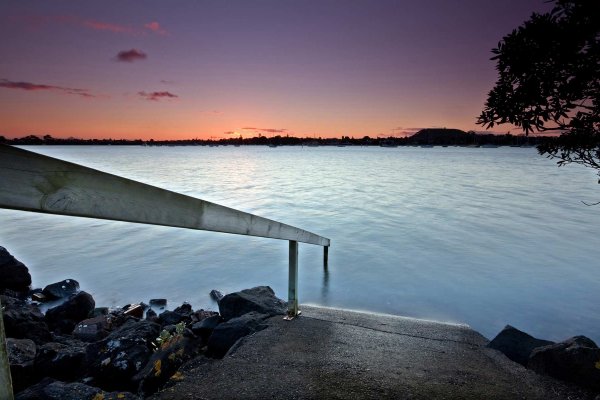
[152,306,593,399]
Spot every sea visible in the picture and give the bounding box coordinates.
[1,145,599,343]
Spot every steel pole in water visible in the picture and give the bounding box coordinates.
[0,297,14,400]
[286,240,299,319]
[324,246,329,269]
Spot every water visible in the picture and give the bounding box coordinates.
[1,145,599,343]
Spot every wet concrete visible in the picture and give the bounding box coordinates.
[151,306,592,399]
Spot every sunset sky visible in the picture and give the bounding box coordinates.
[1,1,552,140]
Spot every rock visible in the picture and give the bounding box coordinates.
[207,311,269,358]
[528,336,600,392]
[191,315,222,340]
[1,295,52,344]
[124,304,144,319]
[487,325,554,366]
[7,338,37,392]
[35,339,87,382]
[15,378,140,400]
[158,302,193,326]
[190,309,219,324]
[146,308,159,323]
[133,334,203,396]
[210,289,224,303]
[85,319,161,391]
[91,307,109,317]
[0,246,31,293]
[45,291,95,334]
[72,315,111,342]
[149,298,167,308]
[42,279,80,300]
[218,286,287,321]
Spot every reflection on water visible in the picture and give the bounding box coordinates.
[1,145,599,343]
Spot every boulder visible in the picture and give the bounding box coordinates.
[85,319,161,391]
[35,339,87,382]
[149,298,167,308]
[218,286,286,321]
[1,295,52,344]
[72,315,111,342]
[42,279,80,300]
[133,335,203,395]
[210,289,224,303]
[487,325,554,366]
[123,304,144,319]
[207,311,269,358]
[45,291,95,334]
[15,378,140,400]
[528,336,600,392]
[158,302,193,326]
[146,308,159,323]
[0,246,31,292]
[191,315,222,340]
[7,338,37,392]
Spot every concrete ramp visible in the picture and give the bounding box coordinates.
[152,306,591,399]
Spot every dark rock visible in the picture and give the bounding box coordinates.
[218,286,286,321]
[42,279,80,300]
[7,338,37,392]
[0,246,31,292]
[149,298,167,308]
[207,311,269,358]
[487,325,554,366]
[72,315,111,342]
[158,302,193,326]
[124,304,144,319]
[190,309,219,324]
[86,319,161,391]
[15,378,140,400]
[133,335,203,396]
[1,288,29,299]
[146,308,158,322]
[210,289,224,303]
[528,336,600,392]
[35,339,87,381]
[191,315,222,340]
[91,307,109,318]
[45,291,95,334]
[1,295,52,344]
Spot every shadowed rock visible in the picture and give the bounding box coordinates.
[0,246,31,293]
[45,291,95,334]
[218,286,286,321]
[7,338,37,392]
[35,339,87,382]
[207,311,269,358]
[487,325,554,366]
[42,279,80,300]
[15,378,140,400]
[528,336,600,392]
[1,295,52,344]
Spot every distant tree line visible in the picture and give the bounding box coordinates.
[0,130,556,147]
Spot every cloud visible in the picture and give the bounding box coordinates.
[115,49,147,62]
[144,21,168,35]
[11,15,168,36]
[0,79,96,98]
[160,80,175,85]
[242,127,287,133]
[138,91,178,101]
[83,20,133,34]
[224,131,235,134]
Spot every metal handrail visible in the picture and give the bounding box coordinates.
[0,144,330,397]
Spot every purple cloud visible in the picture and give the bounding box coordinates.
[115,49,147,62]
[0,79,96,98]
[138,91,178,101]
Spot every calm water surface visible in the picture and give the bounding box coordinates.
[1,145,599,342]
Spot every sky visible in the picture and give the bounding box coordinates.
[0,0,553,140]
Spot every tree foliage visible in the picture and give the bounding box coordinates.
[478,0,600,182]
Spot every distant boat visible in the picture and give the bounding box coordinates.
[268,143,278,148]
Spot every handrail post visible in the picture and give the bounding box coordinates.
[324,245,329,269]
[286,240,299,319]
[0,297,14,400]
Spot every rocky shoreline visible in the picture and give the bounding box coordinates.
[1,246,288,399]
[2,245,599,399]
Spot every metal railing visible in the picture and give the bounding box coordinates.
[0,144,330,398]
